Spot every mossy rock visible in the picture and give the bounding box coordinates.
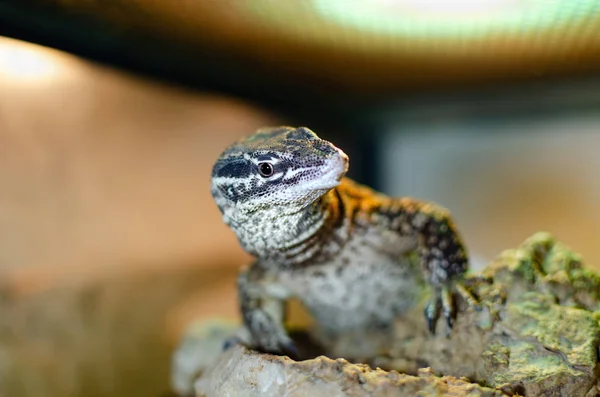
[379,232,600,396]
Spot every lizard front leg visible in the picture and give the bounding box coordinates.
[235,262,297,356]
[380,198,477,334]
[418,207,470,334]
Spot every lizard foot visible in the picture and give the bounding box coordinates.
[245,311,300,358]
[222,336,243,351]
[223,332,299,359]
[425,281,481,336]
[256,335,299,359]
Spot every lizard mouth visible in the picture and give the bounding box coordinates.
[308,148,349,191]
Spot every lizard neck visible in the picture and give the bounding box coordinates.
[231,188,347,265]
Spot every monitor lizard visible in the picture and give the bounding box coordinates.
[211,126,476,356]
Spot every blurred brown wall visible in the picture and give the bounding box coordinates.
[0,37,277,287]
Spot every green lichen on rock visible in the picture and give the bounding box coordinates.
[506,292,599,367]
[479,293,599,395]
[481,232,600,312]
[467,233,600,395]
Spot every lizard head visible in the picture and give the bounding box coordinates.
[211,126,349,219]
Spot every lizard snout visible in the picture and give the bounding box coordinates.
[334,147,349,180]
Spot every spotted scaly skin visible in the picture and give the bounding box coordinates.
[211,126,471,356]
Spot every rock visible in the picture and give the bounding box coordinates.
[196,345,506,397]
[376,232,600,396]
[171,319,240,396]
[174,233,600,396]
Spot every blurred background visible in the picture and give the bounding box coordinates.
[0,0,599,395]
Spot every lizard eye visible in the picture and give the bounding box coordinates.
[258,162,274,177]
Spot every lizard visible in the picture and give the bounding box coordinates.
[210,126,475,356]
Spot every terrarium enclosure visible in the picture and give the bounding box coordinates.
[0,1,599,396]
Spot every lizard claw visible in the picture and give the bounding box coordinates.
[425,281,480,336]
[424,297,440,334]
[226,332,299,359]
[259,338,299,359]
[222,336,243,351]
[441,285,455,336]
[280,340,300,360]
[424,286,455,336]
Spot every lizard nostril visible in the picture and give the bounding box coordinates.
[337,149,349,168]
[339,150,349,163]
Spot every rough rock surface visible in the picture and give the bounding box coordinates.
[197,345,505,397]
[174,233,600,396]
